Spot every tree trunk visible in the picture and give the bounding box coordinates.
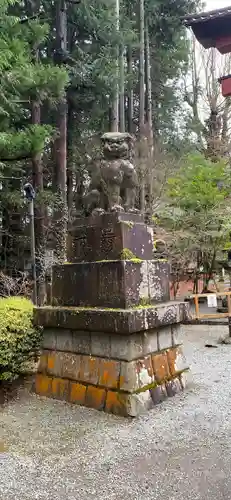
[139,0,145,213]
[127,44,134,134]
[119,43,125,132]
[111,0,120,132]
[139,0,145,135]
[25,0,46,303]
[67,103,75,221]
[202,251,216,292]
[145,23,153,153]
[145,21,153,215]
[53,98,68,261]
[119,1,125,134]
[127,0,133,134]
[31,101,46,304]
[53,0,68,261]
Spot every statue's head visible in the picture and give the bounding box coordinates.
[101,132,133,159]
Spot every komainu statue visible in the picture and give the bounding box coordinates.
[84,132,138,215]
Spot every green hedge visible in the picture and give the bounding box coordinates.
[0,297,42,381]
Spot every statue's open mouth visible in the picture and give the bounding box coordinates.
[106,144,128,154]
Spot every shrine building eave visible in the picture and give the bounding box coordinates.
[183,6,231,52]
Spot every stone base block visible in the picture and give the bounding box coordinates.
[52,259,170,308]
[34,302,190,417]
[37,346,188,390]
[34,302,190,334]
[35,373,186,417]
[40,324,180,360]
[67,212,153,263]
[35,339,189,417]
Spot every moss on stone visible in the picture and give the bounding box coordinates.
[131,304,156,310]
[120,248,142,263]
[139,297,151,307]
[95,259,116,263]
[95,259,135,263]
[132,369,189,394]
[121,220,134,228]
[133,381,158,394]
[153,239,168,261]
[35,304,159,314]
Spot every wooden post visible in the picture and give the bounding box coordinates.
[227,293,231,336]
[29,199,37,305]
[194,295,200,319]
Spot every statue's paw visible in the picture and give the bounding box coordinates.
[110,204,125,213]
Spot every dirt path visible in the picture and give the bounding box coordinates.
[1,324,231,500]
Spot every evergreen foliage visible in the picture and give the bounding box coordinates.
[0,296,42,381]
[0,0,203,277]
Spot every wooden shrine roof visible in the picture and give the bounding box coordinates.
[183,6,231,50]
[184,6,231,26]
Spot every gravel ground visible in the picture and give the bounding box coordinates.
[1,324,231,500]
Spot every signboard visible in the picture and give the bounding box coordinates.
[207,295,217,308]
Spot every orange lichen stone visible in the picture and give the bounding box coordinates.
[105,390,129,416]
[98,359,120,389]
[167,346,188,376]
[47,352,55,372]
[35,374,52,396]
[152,352,169,382]
[69,382,86,405]
[51,377,69,400]
[79,356,100,385]
[85,385,106,410]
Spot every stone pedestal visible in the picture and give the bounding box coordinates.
[34,213,190,417]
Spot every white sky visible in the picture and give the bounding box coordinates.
[206,0,231,9]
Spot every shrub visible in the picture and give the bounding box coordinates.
[0,297,42,381]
